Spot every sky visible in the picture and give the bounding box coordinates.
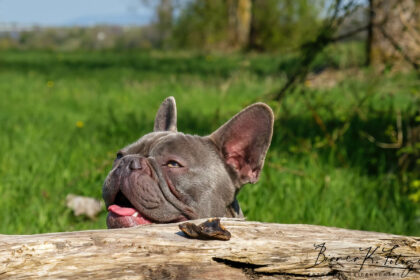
[0,0,368,27]
[0,0,154,26]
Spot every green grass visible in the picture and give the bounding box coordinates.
[0,49,418,235]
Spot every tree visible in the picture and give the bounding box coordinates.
[171,0,324,51]
[367,0,420,70]
[227,0,252,49]
[156,0,173,48]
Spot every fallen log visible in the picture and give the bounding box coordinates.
[0,218,419,279]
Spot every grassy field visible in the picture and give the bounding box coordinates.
[0,48,419,235]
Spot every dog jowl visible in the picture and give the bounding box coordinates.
[103,97,274,228]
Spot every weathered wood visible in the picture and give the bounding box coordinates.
[0,218,419,279]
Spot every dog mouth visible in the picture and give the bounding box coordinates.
[106,191,153,228]
[106,191,188,228]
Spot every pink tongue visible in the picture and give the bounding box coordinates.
[108,205,137,216]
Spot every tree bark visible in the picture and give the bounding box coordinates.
[365,0,374,66]
[227,0,252,50]
[0,218,419,279]
[247,0,264,52]
[156,0,173,48]
[369,0,420,70]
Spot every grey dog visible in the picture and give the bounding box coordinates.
[103,97,273,228]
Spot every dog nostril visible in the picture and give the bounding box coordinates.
[129,159,142,170]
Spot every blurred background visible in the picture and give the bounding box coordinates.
[0,0,419,235]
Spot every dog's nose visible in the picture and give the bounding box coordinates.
[129,158,142,170]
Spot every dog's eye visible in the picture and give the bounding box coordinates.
[166,160,182,168]
[116,152,123,160]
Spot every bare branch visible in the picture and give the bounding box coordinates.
[378,25,419,71]
[268,0,362,101]
[331,25,369,42]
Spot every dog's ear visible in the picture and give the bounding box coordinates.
[210,103,274,185]
[154,96,177,132]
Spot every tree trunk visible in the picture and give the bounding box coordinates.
[247,0,263,51]
[156,0,173,48]
[227,0,252,50]
[369,0,420,70]
[365,0,373,66]
[1,218,419,279]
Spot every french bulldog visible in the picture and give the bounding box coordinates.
[103,97,273,228]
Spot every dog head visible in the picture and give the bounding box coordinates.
[103,97,273,228]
